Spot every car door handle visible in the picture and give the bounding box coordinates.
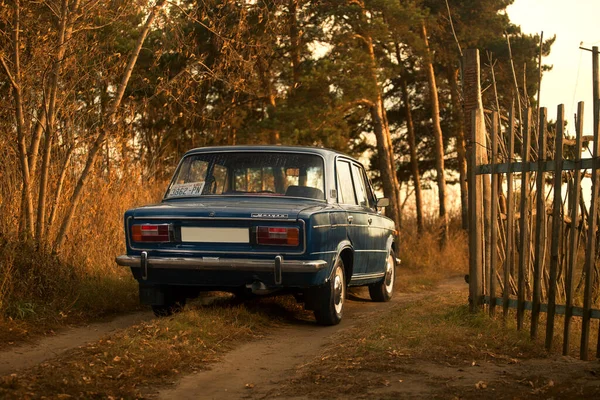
[347,215,353,224]
[368,217,372,225]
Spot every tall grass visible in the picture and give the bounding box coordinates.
[398,216,468,291]
[0,173,165,329]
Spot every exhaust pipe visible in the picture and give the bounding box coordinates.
[245,281,275,295]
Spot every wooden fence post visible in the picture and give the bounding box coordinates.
[469,109,483,311]
[546,104,564,350]
[582,46,600,360]
[531,107,547,339]
[517,108,532,330]
[563,101,583,355]
[464,49,486,311]
[504,101,516,318]
[490,112,499,316]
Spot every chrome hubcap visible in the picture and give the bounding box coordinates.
[384,254,394,295]
[333,266,345,315]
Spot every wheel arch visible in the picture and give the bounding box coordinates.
[328,240,353,284]
[387,234,396,257]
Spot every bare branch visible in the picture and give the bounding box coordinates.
[0,54,18,90]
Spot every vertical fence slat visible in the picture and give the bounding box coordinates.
[469,109,483,311]
[594,53,600,361]
[490,112,499,316]
[545,104,564,350]
[517,108,532,330]
[582,46,600,360]
[564,101,584,355]
[531,107,547,338]
[504,101,516,318]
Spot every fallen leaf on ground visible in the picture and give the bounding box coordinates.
[475,381,487,389]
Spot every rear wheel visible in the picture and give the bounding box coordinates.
[313,258,346,325]
[369,250,396,302]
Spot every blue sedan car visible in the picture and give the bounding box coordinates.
[116,146,397,325]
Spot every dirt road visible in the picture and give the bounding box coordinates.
[156,280,465,399]
[0,312,153,376]
[4,278,596,399]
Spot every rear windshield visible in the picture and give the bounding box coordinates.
[166,152,325,201]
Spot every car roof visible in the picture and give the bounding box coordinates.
[183,145,360,163]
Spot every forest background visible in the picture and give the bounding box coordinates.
[0,0,552,326]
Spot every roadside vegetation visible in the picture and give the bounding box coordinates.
[0,178,164,347]
[396,218,468,292]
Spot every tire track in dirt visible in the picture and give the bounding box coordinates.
[156,278,467,400]
[0,311,153,375]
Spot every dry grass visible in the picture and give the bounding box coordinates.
[397,219,468,293]
[0,175,166,345]
[277,287,587,399]
[0,294,307,399]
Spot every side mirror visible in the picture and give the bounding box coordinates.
[376,197,389,207]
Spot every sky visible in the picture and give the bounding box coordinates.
[506,0,600,136]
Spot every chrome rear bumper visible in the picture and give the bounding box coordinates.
[115,254,327,273]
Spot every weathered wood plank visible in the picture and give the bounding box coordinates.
[485,296,600,319]
[469,109,483,311]
[531,107,547,338]
[546,104,564,350]
[517,108,532,330]
[490,112,499,317]
[504,101,516,318]
[582,46,600,360]
[563,101,584,355]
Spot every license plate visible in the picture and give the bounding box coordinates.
[181,227,249,243]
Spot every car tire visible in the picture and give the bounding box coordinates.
[313,258,346,326]
[369,250,396,302]
[152,291,186,317]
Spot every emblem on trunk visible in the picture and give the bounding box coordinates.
[251,213,288,219]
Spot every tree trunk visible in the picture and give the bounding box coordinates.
[257,57,280,145]
[48,146,73,229]
[28,110,46,177]
[36,0,77,244]
[364,34,401,232]
[288,0,301,92]
[1,0,35,239]
[447,66,468,230]
[53,0,166,252]
[421,21,448,245]
[396,42,423,234]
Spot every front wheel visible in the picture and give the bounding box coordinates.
[312,258,346,325]
[369,250,396,302]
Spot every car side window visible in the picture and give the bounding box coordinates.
[351,164,370,208]
[337,160,358,205]
[361,167,377,209]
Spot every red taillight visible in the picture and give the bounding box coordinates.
[131,224,171,242]
[256,226,299,246]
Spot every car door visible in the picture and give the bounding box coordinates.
[351,163,388,276]
[354,166,393,274]
[336,159,370,276]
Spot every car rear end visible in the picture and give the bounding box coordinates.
[116,147,334,309]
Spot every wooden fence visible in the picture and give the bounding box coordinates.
[467,47,600,360]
